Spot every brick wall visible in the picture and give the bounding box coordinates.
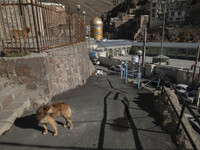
[0,42,95,98]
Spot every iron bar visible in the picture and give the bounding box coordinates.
[13,1,22,52]
[49,5,53,47]
[31,0,40,53]
[68,2,72,43]
[176,104,186,133]
[1,1,9,54]
[35,0,43,51]
[18,0,28,52]
[21,0,31,50]
[0,4,6,53]
[25,0,36,52]
[162,74,199,150]
[3,0,12,52]
[40,2,48,50]
[46,5,51,49]
[8,0,16,50]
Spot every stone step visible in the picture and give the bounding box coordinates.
[0,84,26,112]
[0,90,39,135]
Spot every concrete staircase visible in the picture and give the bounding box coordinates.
[0,77,39,135]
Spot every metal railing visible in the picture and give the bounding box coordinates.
[161,73,200,150]
[0,0,85,55]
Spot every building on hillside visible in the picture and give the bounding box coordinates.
[184,0,200,26]
[149,0,187,28]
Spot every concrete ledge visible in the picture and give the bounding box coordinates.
[0,90,38,135]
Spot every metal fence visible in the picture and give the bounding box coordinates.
[161,73,200,150]
[0,0,85,55]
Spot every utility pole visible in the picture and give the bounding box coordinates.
[160,1,166,56]
[142,27,147,71]
[192,46,200,84]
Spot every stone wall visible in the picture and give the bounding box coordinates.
[156,65,198,86]
[0,42,95,99]
[153,88,200,149]
[99,56,139,70]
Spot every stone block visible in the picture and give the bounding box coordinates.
[2,95,13,110]
[13,85,26,101]
[31,63,44,81]
[15,64,31,77]
[0,104,3,113]
[0,110,13,123]
[0,122,12,135]
[28,56,45,64]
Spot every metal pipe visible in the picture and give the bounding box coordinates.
[138,56,141,88]
[126,60,128,83]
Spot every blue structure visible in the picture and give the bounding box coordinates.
[138,55,141,88]
[120,60,137,83]
[89,51,98,59]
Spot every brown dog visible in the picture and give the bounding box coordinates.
[36,102,73,136]
[11,27,31,44]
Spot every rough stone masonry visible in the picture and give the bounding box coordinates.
[0,42,96,102]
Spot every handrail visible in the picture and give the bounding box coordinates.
[160,73,200,150]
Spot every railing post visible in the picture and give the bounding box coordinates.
[0,4,6,55]
[176,104,185,133]
[67,3,72,43]
[126,60,128,83]
[121,61,123,79]
[31,0,40,53]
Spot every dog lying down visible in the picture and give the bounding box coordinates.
[36,102,73,136]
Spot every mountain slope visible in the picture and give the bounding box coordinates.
[45,0,115,25]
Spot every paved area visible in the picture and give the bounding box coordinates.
[96,39,200,49]
[0,73,176,150]
[114,55,198,69]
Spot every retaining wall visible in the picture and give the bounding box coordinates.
[99,56,198,86]
[0,42,95,99]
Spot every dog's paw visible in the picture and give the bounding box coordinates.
[42,132,48,135]
[69,127,73,130]
[63,124,67,128]
[53,133,58,136]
